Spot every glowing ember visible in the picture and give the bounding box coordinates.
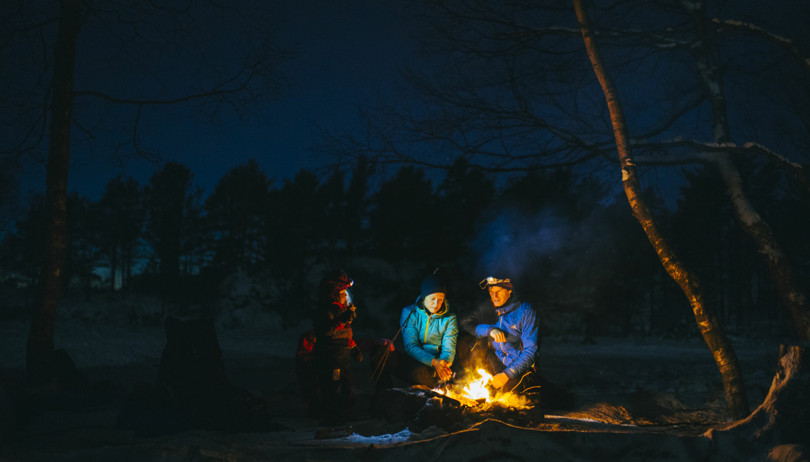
[434,368,533,410]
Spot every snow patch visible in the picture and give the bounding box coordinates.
[344,428,414,445]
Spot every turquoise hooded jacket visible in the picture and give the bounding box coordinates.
[400,299,458,367]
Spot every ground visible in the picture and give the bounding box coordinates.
[0,319,788,461]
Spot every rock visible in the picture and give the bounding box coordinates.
[767,444,810,462]
[116,317,287,435]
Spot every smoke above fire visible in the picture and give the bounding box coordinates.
[471,206,571,281]
[467,201,629,312]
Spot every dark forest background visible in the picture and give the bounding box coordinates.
[0,0,809,447]
[1,155,805,340]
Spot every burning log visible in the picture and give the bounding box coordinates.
[434,368,535,410]
[370,384,545,434]
[370,367,544,434]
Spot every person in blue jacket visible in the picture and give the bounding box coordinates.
[459,274,539,393]
[372,273,458,389]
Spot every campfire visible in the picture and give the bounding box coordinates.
[368,367,539,433]
[433,368,533,410]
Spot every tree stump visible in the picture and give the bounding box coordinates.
[117,317,283,435]
[709,344,810,459]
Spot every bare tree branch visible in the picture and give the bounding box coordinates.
[713,18,810,76]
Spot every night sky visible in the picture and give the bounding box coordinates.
[5,0,807,213]
[16,0,414,201]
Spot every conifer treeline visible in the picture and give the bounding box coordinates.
[1,158,805,336]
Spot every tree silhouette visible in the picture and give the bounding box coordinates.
[574,0,748,419]
[96,175,144,291]
[2,0,287,386]
[316,169,348,254]
[25,0,83,390]
[369,166,437,260]
[343,156,374,251]
[204,160,272,272]
[63,192,99,298]
[0,195,48,293]
[144,162,203,304]
[0,160,21,236]
[435,158,495,263]
[267,170,322,267]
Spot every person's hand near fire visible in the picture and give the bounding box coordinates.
[486,329,510,388]
[377,338,395,352]
[491,372,509,389]
[431,358,453,382]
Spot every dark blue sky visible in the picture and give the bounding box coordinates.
[19,1,414,200]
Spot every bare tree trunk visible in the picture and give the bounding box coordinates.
[26,0,82,387]
[110,246,118,290]
[684,1,810,341]
[573,0,749,419]
[710,344,810,456]
[714,156,810,340]
[124,246,131,291]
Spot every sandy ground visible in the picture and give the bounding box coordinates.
[0,320,785,461]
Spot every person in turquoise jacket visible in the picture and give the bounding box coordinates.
[372,273,458,388]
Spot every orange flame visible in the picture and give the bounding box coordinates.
[435,368,532,410]
[461,368,493,401]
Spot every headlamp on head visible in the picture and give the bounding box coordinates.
[327,272,354,290]
[479,276,512,290]
[331,279,353,290]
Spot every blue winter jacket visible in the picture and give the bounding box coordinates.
[400,299,458,367]
[474,299,539,379]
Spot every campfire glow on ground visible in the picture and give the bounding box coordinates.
[434,368,533,410]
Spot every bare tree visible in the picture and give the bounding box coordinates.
[2,0,287,387]
[573,0,748,420]
[678,0,810,341]
[319,0,614,173]
[581,0,810,341]
[27,0,83,389]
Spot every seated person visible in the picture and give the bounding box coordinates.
[372,273,458,389]
[458,274,539,393]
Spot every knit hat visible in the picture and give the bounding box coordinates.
[419,274,447,298]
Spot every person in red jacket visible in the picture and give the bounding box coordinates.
[311,269,363,424]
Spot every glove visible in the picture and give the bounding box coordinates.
[350,345,364,362]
